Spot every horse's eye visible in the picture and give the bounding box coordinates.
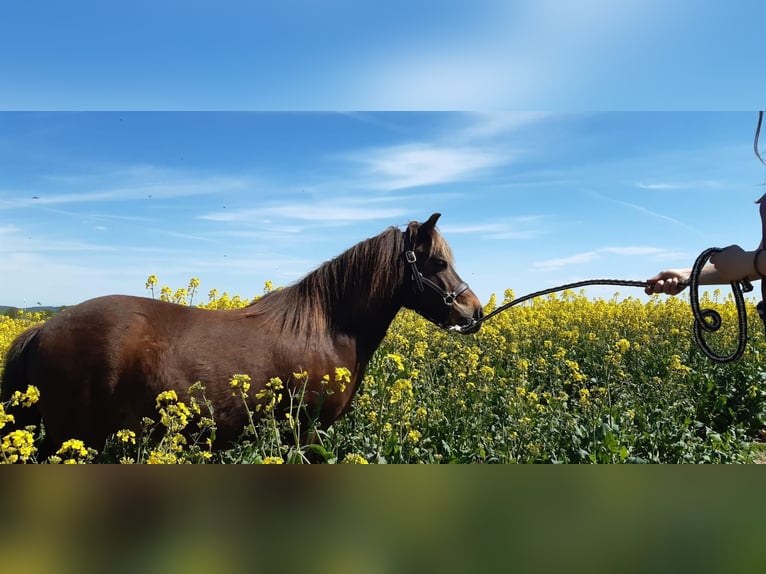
[433,258,448,269]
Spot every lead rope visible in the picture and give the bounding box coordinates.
[452,250,753,364]
[687,248,752,363]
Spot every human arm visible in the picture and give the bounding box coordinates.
[645,243,764,296]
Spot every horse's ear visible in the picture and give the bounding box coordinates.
[416,213,441,243]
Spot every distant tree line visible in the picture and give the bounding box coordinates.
[0,306,65,319]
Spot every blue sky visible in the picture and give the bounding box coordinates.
[1,2,765,110]
[2,111,765,308]
[3,2,766,307]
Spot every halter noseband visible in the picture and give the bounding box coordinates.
[403,233,470,306]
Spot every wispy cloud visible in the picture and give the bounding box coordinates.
[439,216,548,240]
[198,199,408,225]
[0,224,21,235]
[635,180,722,190]
[616,199,695,230]
[344,143,512,191]
[534,246,678,271]
[636,182,684,190]
[457,112,553,140]
[0,171,255,209]
[588,190,697,232]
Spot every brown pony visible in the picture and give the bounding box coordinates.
[1,213,483,456]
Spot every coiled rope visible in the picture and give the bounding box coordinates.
[453,248,754,364]
[687,248,752,363]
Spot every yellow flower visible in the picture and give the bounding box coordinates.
[413,341,428,359]
[385,353,405,371]
[254,377,284,413]
[229,373,252,394]
[335,367,352,393]
[1,429,37,463]
[615,338,631,354]
[10,385,41,407]
[156,390,179,408]
[668,354,692,375]
[145,274,159,290]
[116,429,137,445]
[342,453,369,464]
[0,404,15,430]
[169,433,187,453]
[388,378,413,404]
[479,365,495,379]
[147,450,178,464]
[161,401,192,430]
[55,439,92,463]
[160,285,173,301]
[262,456,284,464]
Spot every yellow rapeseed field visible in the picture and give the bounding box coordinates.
[2,280,765,463]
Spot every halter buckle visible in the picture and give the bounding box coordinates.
[404,251,417,264]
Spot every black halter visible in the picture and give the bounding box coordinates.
[403,233,470,306]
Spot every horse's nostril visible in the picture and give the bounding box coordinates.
[476,307,484,319]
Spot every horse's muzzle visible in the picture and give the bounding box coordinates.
[449,307,483,335]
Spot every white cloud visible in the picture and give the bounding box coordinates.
[534,251,601,271]
[534,246,677,271]
[439,216,548,240]
[0,171,255,209]
[199,201,407,224]
[635,180,722,190]
[458,112,553,140]
[587,190,698,232]
[0,224,21,235]
[346,143,512,191]
[635,182,684,190]
[600,246,667,256]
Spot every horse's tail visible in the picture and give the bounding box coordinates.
[1,326,43,435]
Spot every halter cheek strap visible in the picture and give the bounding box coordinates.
[403,234,470,307]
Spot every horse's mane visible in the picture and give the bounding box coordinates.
[245,226,406,333]
[245,222,455,334]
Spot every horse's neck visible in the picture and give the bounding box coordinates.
[334,280,402,353]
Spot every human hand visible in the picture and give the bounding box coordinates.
[645,270,689,296]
